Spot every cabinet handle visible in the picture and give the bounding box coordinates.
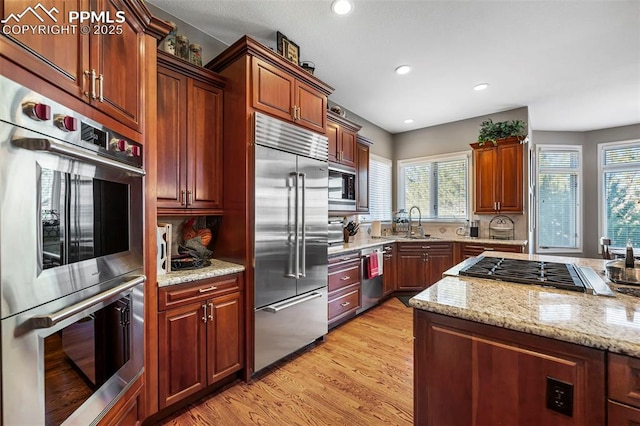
[340,276,350,281]
[181,190,186,206]
[97,73,104,102]
[340,302,350,307]
[199,285,218,293]
[296,106,301,120]
[421,246,431,249]
[202,304,207,323]
[84,69,97,99]
[497,201,501,210]
[208,302,214,321]
[187,190,193,206]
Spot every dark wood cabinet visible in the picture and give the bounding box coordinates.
[1,0,151,131]
[457,241,526,263]
[252,57,327,134]
[382,244,396,296]
[328,251,361,328]
[397,242,454,291]
[414,311,606,426]
[327,111,361,167]
[471,137,524,214]
[608,353,640,425]
[157,51,225,214]
[158,274,243,409]
[355,136,371,213]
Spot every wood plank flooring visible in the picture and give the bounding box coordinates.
[160,297,413,425]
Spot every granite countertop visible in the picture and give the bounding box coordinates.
[328,235,527,255]
[410,251,640,357]
[157,258,245,287]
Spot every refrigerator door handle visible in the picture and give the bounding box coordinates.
[293,172,300,278]
[299,172,306,277]
[263,291,323,313]
[285,172,299,278]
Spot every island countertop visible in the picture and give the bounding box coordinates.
[409,251,640,357]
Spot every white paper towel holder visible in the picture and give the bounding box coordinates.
[371,220,382,238]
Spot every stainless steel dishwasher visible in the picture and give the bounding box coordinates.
[357,246,384,314]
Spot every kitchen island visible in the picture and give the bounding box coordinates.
[410,252,640,426]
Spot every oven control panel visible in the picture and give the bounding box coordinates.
[16,96,143,169]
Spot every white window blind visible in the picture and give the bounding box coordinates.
[361,154,392,221]
[536,145,582,252]
[397,152,469,220]
[600,141,640,248]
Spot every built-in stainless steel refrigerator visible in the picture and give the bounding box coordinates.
[253,112,328,373]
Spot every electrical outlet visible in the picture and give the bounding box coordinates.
[546,376,574,417]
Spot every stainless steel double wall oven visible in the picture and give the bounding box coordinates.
[0,75,145,425]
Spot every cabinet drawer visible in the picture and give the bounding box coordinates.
[328,263,360,292]
[608,400,640,424]
[159,274,242,311]
[609,353,640,408]
[328,287,360,321]
[462,243,523,256]
[328,252,360,265]
[398,242,451,253]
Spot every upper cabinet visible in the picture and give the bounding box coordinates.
[252,57,327,134]
[327,111,361,167]
[356,135,372,213]
[1,0,160,131]
[157,51,226,214]
[471,137,525,214]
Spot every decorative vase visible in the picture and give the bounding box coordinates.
[161,21,177,55]
[175,35,190,61]
[189,43,203,66]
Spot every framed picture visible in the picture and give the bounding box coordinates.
[283,38,300,65]
[276,31,287,55]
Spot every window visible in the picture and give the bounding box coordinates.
[360,154,392,221]
[599,140,640,248]
[535,145,582,253]
[397,152,469,220]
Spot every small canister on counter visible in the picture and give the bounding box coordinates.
[189,43,203,66]
[175,35,190,61]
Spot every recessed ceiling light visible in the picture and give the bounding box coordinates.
[331,0,353,15]
[474,83,489,91]
[395,65,411,75]
[404,119,414,124]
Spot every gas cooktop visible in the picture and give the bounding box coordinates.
[459,256,586,292]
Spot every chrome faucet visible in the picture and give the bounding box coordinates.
[407,205,424,238]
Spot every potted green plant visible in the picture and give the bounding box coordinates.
[477,119,527,146]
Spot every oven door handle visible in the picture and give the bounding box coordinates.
[30,275,146,329]
[12,137,145,176]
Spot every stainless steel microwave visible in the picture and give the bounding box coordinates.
[328,164,356,211]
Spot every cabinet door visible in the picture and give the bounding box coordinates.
[356,142,369,212]
[156,67,188,209]
[608,401,640,425]
[426,249,454,287]
[206,292,243,384]
[158,302,207,408]
[252,58,295,123]
[187,79,223,209]
[295,80,326,134]
[327,121,340,163]
[382,245,396,296]
[2,0,89,100]
[397,252,427,291]
[474,146,498,213]
[340,130,357,167]
[496,142,524,212]
[91,0,144,130]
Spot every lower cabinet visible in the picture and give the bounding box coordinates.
[608,353,640,424]
[382,243,396,296]
[158,274,243,409]
[328,251,361,328]
[397,242,454,291]
[414,310,606,425]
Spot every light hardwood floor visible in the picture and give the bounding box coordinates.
[160,297,414,425]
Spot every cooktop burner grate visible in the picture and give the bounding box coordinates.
[459,257,586,292]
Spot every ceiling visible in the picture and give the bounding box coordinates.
[147,0,640,135]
